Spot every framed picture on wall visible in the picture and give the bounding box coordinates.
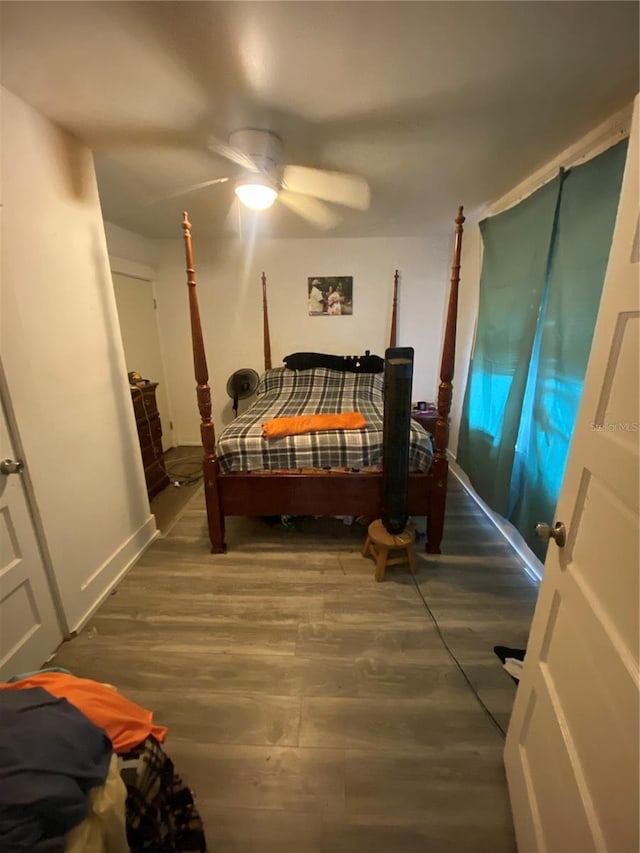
[308,276,353,316]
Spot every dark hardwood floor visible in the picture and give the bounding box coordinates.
[53,475,539,852]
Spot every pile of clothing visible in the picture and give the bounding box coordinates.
[0,670,207,852]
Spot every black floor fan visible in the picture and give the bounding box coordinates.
[381,347,414,535]
[226,368,260,417]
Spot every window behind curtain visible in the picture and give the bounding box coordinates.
[457,139,628,560]
[456,176,562,516]
[509,140,629,560]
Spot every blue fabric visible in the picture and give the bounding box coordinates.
[509,140,628,559]
[0,687,112,852]
[458,140,627,559]
[457,176,563,514]
[6,667,71,684]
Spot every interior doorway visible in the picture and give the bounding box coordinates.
[111,269,174,452]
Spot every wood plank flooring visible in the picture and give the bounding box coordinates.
[149,445,204,534]
[52,475,540,852]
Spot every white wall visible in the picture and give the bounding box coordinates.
[104,220,158,269]
[0,87,156,631]
[449,102,633,459]
[153,231,451,444]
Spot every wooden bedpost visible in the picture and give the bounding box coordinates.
[427,206,465,553]
[182,212,226,553]
[262,272,272,370]
[389,269,399,348]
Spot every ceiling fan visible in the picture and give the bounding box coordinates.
[158,128,371,230]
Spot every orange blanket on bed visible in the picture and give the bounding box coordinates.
[262,412,367,438]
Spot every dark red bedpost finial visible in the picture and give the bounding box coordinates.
[181,211,226,552]
[434,205,465,464]
[425,206,465,555]
[182,211,208,392]
[262,272,272,370]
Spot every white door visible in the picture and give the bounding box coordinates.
[112,271,173,449]
[0,383,64,680]
[504,98,639,852]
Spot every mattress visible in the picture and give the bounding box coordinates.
[216,366,434,473]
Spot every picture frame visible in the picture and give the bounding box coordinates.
[308,276,353,316]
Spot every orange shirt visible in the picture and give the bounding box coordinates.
[0,673,167,753]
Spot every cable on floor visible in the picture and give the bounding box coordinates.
[163,456,203,487]
[131,386,203,487]
[411,574,507,738]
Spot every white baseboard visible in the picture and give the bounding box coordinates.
[70,515,159,634]
[449,460,543,583]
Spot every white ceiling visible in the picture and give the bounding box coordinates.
[1,1,638,239]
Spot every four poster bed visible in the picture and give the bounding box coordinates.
[181,206,465,554]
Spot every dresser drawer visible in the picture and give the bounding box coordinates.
[131,382,168,499]
[140,438,164,471]
[131,383,160,419]
[141,386,159,417]
[136,413,163,447]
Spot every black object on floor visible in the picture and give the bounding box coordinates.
[494,645,526,685]
[493,646,526,664]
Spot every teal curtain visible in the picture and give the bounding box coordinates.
[456,176,562,515]
[509,140,628,559]
[457,139,628,559]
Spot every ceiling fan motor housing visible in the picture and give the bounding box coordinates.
[228,128,284,180]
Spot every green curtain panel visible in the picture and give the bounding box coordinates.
[509,139,628,560]
[456,176,563,515]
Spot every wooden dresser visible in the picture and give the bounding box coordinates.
[411,406,439,435]
[130,382,170,499]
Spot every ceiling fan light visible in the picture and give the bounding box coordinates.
[235,181,277,211]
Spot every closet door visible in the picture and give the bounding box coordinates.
[0,382,64,679]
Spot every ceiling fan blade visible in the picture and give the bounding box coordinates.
[282,165,370,210]
[143,176,230,205]
[278,190,342,230]
[207,135,259,172]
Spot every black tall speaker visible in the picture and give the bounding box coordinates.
[382,347,414,535]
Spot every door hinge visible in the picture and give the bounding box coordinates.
[169,420,173,430]
[153,298,157,309]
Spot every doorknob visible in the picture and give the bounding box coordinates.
[0,458,25,476]
[535,521,566,548]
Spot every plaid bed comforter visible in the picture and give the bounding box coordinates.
[217,367,433,473]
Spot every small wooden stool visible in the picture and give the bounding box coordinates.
[362,519,418,582]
